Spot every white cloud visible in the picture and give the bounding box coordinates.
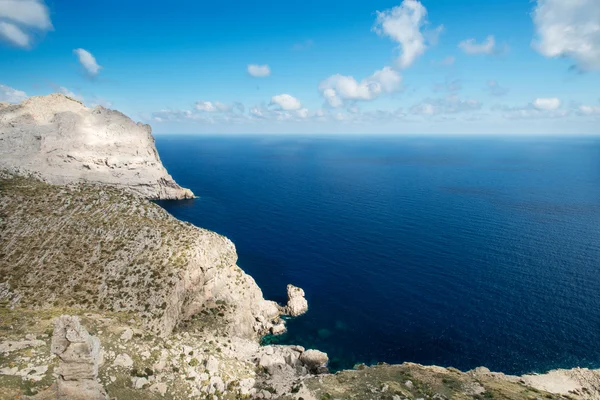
[58,86,84,102]
[494,100,568,120]
[87,96,112,108]
[459,35,496,55]
[0,83,27,103]
[410,95,482,116]
[578,105,600,115]
[270,94,302,111]
[195,100,243,113]
[373,0,441,68]
[296,108,309,119]
[74,48,102,76]
[319,67,402,107]
[486,80,509,96]
[532,0,600,71]
[0,22,28,47]
[247,64,271,77]
[533,97,561,110]
[195,101,217,112]
[0,0,52,48]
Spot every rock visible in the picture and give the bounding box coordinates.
[285,284,308,317]
[47,315,108,400]
[0,94,193,200]
[239,378,256,395]
[132,377,150,389]
[299,349,329,374]
[113,353,134,368]
[205,356,219,376]
[120,328,134,342]
[150,382,168,396]
[271,323,286,335]
[0,338,45,354]
[210,376,225,393]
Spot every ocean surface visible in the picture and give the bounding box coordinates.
[155,135,600,375]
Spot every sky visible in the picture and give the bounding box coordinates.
[0,0,599,134]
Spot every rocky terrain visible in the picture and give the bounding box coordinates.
[1,96,600,399]
[0,94,193,200]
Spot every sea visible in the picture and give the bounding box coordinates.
[155,135,600,375]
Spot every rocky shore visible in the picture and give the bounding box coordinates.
[1,95,599,399]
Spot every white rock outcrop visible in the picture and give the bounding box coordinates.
[50,315,108,400]
[0,94,193,200]
[299,349,329,374]
[285,284,308,317]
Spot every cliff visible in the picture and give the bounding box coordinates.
[0,94,193,200]
[0,174,280,339]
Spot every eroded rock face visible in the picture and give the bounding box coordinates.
[285,284,308,317]
[0,94,193,200]
[50,315,108,400]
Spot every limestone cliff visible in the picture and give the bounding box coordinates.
[0,94,193,200]
[0,174,279,339]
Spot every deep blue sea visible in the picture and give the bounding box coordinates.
[155,135,600,375]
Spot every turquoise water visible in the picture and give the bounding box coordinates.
[155,135,600,374]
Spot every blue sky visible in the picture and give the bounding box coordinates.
[0,0,599,134]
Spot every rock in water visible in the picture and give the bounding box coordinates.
[49,315,108,400]
[285,284,308,316]
[299,349,329,374]
[0,94,193,200]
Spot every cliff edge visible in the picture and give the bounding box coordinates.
[0,94,193,200]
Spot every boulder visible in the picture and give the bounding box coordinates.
[299,349,329,374]
[48,315,108,400]
[285,284,308,317]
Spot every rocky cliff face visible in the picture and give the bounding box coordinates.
[0,94,193,200]
[0,174,280,339]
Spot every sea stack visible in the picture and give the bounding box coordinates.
[285,284,309,317]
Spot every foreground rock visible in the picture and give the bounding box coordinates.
[44,316,108,400]
[285,284,308,317]
[0,94,193,200]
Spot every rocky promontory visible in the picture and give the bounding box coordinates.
[0,94,193,200]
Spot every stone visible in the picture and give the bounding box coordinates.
[113,353,134,368]
[299,349,329,374]
[150,382,168,396]
[47,315,108,400]
[120,328,134,342]
[132,377,150,389]
[285,285,308,317]
[239,378,256,395]
[205,356,219,376]
[271,323,287,335]
[0,338,45,354]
